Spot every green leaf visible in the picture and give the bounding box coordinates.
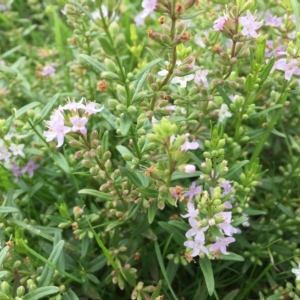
[23,286,60,300]
[231,216,248,227]
[154,241,179,300]
[249,104,283,119]
[99,36,116,56]
[80,54,107,73]
[150,280,163,300]
[40,93,60,120]
[121,269,136,287]
[38,241,65,287]
[291,0,299,31]
[0,246,9,266]
[120,167,142,187]
[63,290,80,300]
[120,113,132,136]
[51,152,70,174]
[148,201,158,224]
[260,57,275,84]
[105,220,124,231]
[116,145,135,158]
[216,86,232,107]
[132,71,148,101]
[78,189,112,201]
[0,207,19,214]
[222,289,239,300]
[133,58,162,81]
[219,252,245,261]
[96,104,119,129]
[137,187,159,198]
[86,217,118,271]
[276,203,294,218]
[199,256,215,296]
[243,208,266,215]
[226,160,249,179]
[0,271,9,279]
[158,221,185,245]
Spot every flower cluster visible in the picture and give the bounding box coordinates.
[0,135,39,179]
[43,98,102,147]
[182,182,237,258]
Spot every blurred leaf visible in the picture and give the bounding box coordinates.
[276,203,294,218]
[0,246,9,266]
[38,241,65,287]
[199,256,215,296]
[220,252,245,261]
[154,241,179,300]
[51,152,70,174]
[41,93,60,120]
[96,104,119,129]
[222,289,239,300]
[158,221,185,245]
[120,113,132,136]
[0,207,19,213]
[171,171,202,181]
[99,36,116,56]
[133,58,162,81]
[226,160,249,179]
[150,280,163,300]
[243,208,266,215]
[120,167,142,187]
[63,290,80,300]
[80,54,107,73]
[148,201,158,224]
[23,287,60,300]
[137,187,159,198]
[78,189,112,201]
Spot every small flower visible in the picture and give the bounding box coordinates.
[274,58,300,80]
[220,181,232,195]
[218,104,232,122]
[171,74,195,88]
[194,69,209,87]
[181,201,199,219]
[239,11,263,38]
[209,236,235,255]
[181,134,201,151]
[0,145,11,163]
[21,159,39,178]
[85,101,103,115]
[292,262,300,280]
[213,15,229,31]
[183,182,202,201]
[184,234,209,257]
[9,143,25,158]
[11,163,23,178]
[63,98,85,111]
[42,64,56,77]
[70,116,88,135]
[265,12,282,27]
[141,0,157,18]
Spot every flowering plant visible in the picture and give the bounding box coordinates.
[1,0,300,299]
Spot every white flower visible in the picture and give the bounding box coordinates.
[218,104,232,122]
[171,74,195,88]
[9,143,25,158]
[292,262,300,280]
[0,145,11,163]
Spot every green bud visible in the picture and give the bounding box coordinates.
[122,154,133,161]
[109,21,119,37]
[58,221,71,228]
[1,281,11,295]
[101,71,120,81]
[244,73,254,92]
[82,159,94,168]
[203,151,212,159]
[17,286,25,297]
[216,139,225,149]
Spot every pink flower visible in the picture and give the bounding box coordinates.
[22,159,39,178]
[209,236,235,255]
[11,163,22,178]
[141,0,157,18]
[265,12,282,27]
[44,111,71,147]
[84,102,103,115]
[181,201,199,219]
[213,15,229,31]
[0,144,11,163]
[194,69,209,87]
[181,134,201,151]
[239,11,263,38]
[183,182,202,201]
[274,58,300,80]
[42,64,56,77]
[70,116,88,135]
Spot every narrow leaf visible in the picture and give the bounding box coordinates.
[38,241,65,287]
[78,189,112,201]
[80,54,107,73]
[23,286,60,300]
[199,256,215,296]
[133,58,162,81]
[0,207,19,213]
[0,246,9,266]
[120,113,132,136]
